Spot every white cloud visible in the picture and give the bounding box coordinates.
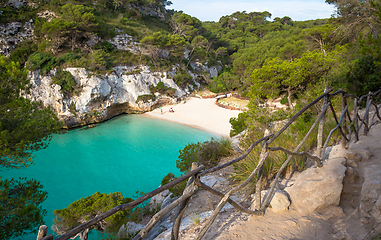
[168,0,336,22]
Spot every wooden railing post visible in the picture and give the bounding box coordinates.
[254,166,263,210]
[353,98,359,142]
[341,90,348,149]
[171,162,199,240]
[317,87,329,158]
[364,92,371,135]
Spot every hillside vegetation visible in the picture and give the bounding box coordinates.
[2,0,381,239]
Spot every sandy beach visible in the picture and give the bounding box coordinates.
[143,97,242,137]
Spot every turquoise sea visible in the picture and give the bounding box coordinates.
[1,114,216,240]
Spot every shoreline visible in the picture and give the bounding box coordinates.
[143,97,242,138]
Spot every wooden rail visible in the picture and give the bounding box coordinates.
[38,88,381,240]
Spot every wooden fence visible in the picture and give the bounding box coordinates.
[38,87,381,240]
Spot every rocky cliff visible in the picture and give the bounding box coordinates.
[0,20,34,56]
[27,64,218,128]
[28,65,175,128]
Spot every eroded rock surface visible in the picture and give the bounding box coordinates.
[28,65,186,128]
[0,20,34,56]
[285,157,347,214]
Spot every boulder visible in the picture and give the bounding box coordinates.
[327,143,372,162]
[117,222,144,239]
[149,189,170,211]
[268,191,291,212]
[360,165,381,216]
[251,190,291,213]
[161,193,178,209]
[285,157,347,214]
[200,175,225,188]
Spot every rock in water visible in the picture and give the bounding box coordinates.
[286,157,347,214]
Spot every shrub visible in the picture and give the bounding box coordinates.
[52,69,78,96]
[164,87,176,97]
[95,41,114,53]
[136,94,155,103]
[72,50,114,72]
[229,112,248,137]
[173,70,193,88]
[161,173,187,197]
[58,53,80,63]
[177,138,233,173]
[149,82,177,97]
[26,52,57,74]
[25,52,80,75]
[9,41,37,65]
[156,81,165,89]
[53,192,133,235]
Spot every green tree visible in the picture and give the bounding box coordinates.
[0,177,47,240]
[186,35,209,66]
[140,31,186,61]
[251,50,336,109]
[170,13,201,41]
[0,56,61,239]
[177,138,233,173]
[0,56,61,168]
[41,18,71,54]
[326,0,381,39]
[53,192,132,240]
[60,4,97,51]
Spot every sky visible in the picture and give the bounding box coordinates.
[167,0,336,22]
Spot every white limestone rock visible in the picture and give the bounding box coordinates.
[251,190,291,213]
[361,165,381,216]
[154,211,213,240]
[27,64,204,128]
[117,222,145,239]
[37,10,58,21]
[108,34,140,54]
[189,61,222,78]
[200,175,225,188]
[27,70,68,115]
[150,189,170,211]
[285,157,347,214]
[0,20,34,56]
[65,68,112,113]
[327,143,373,162]
[268,191,291,212]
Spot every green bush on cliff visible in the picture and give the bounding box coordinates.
[26,52,80,75]
[52,69,78,96]
[161,172,187,197]
[149,82,177,97]
[53,192,133,235]
[177,138,233,173]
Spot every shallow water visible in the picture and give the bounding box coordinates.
[1,114,216,240]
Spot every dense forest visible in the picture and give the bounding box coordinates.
[1,0,381,239]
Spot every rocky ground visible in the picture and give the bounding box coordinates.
[119,123,381,240]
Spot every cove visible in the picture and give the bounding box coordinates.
[2,114,216,240]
